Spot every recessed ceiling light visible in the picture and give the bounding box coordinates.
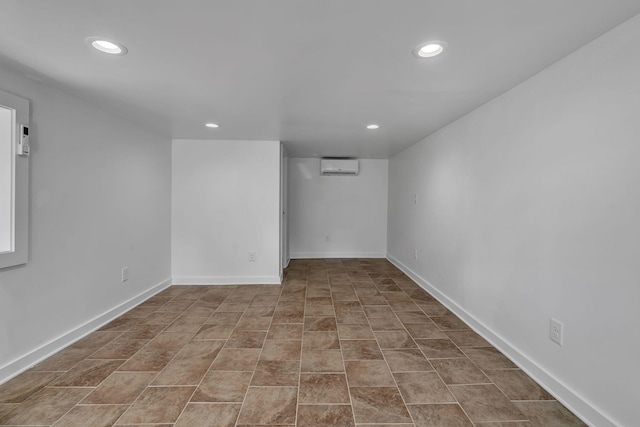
[85,37,128,55]
[205,123,220,128]
[413,41,446,58]
[366,124,380,130]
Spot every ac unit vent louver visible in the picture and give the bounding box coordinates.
[320,159,359,176]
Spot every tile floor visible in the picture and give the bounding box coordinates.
[0,259,587,426]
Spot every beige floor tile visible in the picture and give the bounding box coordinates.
[267,323,303,339]
[272,310,305,323]
[446,330,491,347]
[192,370,252,402]
[341,339,384,360]
[513,401,587,426]
[152,340,222,385]
[374,330,417,349]
[82,371,157,404]
[383,348,434,372]
[164,315,208,333]
[117,386,195,424]
[69,331,124,350]
[118,324,165,340]
[205,311,243,324]
[350,387,412,424]
[193,323,235,339]
[210,348,261,371]
[50,359,124,387]
[337,324,376,340]
[30,347,96,372]
[463,347,518,370]
[297,404,355,426]
[395,311,433,324]
[303,331,340,349]
[299,373,350,403]
[368,317,405,331]
[260,339,302,361]
[485,370,555,401]
[117,347,176,372]
[394,371,456,404]
[251,360,300,386]
[173,402,241,427]
[305,304,335,316]
[225,330,267,348]
[474,422,533,426]
[363,306,395,318]
[431,314,470,331]
[0,387,90,425]
[416,339,465,359]
[304,316,338,331]
[449,384,526,423]
[52,404,128,427]
[431,358,491,385]
[345,360,395,387]
[407,403,474,427]
[237,387,297,425]
[235,315,272,331]
[301,349,345,372]
[145,332,193,350]
[0,403,19,420]
[0,371,61,403]
[405,322,449,339]
[88,338,148,359]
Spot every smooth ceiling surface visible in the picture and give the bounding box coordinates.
[1,1,639,158]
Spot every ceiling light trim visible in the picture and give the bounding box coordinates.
[413,40,446,58]
[85,37,128,55]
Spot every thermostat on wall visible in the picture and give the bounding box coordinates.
[17,124,29,157]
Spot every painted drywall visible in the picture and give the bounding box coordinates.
[289,158,388,258]
[388,14,640,427]
[172,139,281,284]
[0,63,172,381]
[280,147,289,268]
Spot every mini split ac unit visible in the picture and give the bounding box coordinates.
[320,158,359,176]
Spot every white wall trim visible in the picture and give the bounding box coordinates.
[0,277,172,385]
[386,254,614,427]
[172,276,282,285]
[291,252,386,259]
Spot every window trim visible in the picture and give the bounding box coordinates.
[0,89,29,269]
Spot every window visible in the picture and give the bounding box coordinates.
[0,89,29,269]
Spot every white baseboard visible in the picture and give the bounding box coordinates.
[0,277,172,385]
[290,252,386,259]
[387,254,613,427]
[172,276,282,285]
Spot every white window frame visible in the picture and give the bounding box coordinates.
[0,89,29,269]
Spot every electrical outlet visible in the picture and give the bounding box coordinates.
[550,318,564,346]
[325,235,330,243]
[248,251,256,262]
[121,267,129,282]
[413,248,418,260]
[413,194,418,204]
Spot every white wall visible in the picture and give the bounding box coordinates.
[0,64,172,382]
[280,147,289,268]
[289,158,388,258]
[172,139,281,284]
[388,14,640,427]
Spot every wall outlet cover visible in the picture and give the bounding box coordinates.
[550,318,564,346]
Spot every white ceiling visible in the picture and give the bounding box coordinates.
[1,1,639,159]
